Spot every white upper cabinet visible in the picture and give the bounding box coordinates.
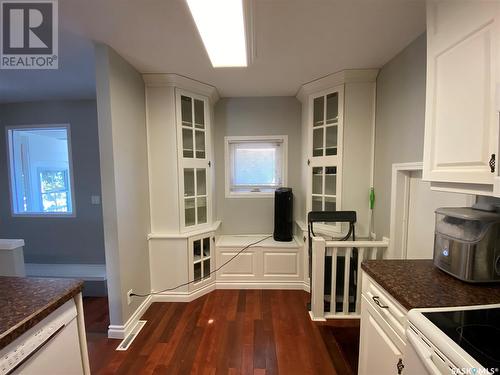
[311,89,343,160]
[423,1,500,194]
[309,86,344,216]
[297,69,377,234]
[144,74,218,234]
[178,92,209,161]
[176,89,212,231]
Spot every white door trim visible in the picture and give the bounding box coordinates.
[388,162,423,259]
[388,162,476,259]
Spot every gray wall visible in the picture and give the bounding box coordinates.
[214,97,302,234]
[95,44,151,326]
[373,33,427,238]
[0,100,105,264]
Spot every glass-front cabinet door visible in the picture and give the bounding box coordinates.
[311,166,337,212]
[183,168,208,227]
[180,94,207,160]
[177,89,212,231]
[312,91,340,158]
[188,233,214,291]
[309,86,343,217]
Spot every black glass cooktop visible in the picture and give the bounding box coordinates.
[423,307,500,371]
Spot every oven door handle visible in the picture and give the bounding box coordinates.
[406,328,443,375]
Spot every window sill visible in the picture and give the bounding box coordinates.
[11,213,76,218]
[226,191,275,199]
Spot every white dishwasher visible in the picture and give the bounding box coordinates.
[0,299,84,375]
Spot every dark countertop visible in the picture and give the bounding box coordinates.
[361,259,500,310]
[0,276,83,350]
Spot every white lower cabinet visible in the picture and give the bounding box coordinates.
[359,296,405,375]
[149,229,218,297]
[359,272,408,375]
[188,232,215,292]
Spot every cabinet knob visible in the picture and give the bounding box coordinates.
[489,154,496,173]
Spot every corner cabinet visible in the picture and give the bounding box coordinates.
[176,90,212,231]
[423,1,500,196]
[145,74,220,298]
[297,70,377,236]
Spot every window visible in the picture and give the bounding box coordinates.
[225,136,287,197]
[7,125,75,216]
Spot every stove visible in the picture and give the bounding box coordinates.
[405,304,500,375]
[423,308,500,371]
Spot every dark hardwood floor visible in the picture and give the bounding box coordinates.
[83,296,110,334]
[84,290,359,375]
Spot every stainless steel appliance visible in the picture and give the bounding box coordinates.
[433,207,500,283]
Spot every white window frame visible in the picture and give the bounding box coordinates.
[225,135,288,198]
[5,124,76,218]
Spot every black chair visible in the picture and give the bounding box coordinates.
[307,211,358,313]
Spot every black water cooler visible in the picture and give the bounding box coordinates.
[273,188,293,242]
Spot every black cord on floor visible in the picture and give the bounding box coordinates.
[130,235,273,298]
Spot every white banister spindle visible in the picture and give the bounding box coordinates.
[311,236,326,321]
[308,238,389,321]
[355,247,365,314]
[330,247,338,315]
[342,248,352,315]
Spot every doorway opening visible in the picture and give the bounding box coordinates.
[387,162,475,259]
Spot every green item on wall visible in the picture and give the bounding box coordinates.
[369,187,375,210]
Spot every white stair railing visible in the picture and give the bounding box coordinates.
[309,237,389,321]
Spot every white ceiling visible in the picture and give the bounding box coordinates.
[1,0,426,102]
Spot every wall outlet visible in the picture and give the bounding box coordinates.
[127,289,133,305]
[91,195,101,205]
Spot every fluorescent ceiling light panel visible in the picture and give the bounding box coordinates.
[186,0,248,67]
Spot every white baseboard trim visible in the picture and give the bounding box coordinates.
[151,280,309,302]
[303,282,310,292]
[324,313,361,320]
[308,310,326,322]
[108,295,152,339]
[152,283,216,303]
[216,280,309,291]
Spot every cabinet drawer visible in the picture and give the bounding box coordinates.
[361,295,405,359]
[362,272,408,342]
